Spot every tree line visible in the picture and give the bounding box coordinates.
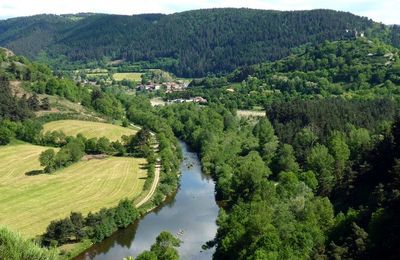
[42,199,139,247]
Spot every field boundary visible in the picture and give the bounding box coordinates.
[135,131,160,208]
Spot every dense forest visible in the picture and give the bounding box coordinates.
[152,37,400,259]
[180,38,400,109]
[152,100,399,259]
[1,9,397,76]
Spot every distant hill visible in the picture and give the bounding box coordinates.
[0,8,398,77]
[185,38,400,110]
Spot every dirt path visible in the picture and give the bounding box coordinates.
[135,130,161,208]
[135,161,160,207]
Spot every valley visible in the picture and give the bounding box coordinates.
[0,5,400,260]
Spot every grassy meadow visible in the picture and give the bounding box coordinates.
[43,120,136,141]
[236,109,266,118]
[113,72,143,81]
[0,143,147,238]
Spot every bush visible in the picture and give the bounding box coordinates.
[0,226,57,260]
[0,126,12,145]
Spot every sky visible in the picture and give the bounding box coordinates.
[0,0,399,24]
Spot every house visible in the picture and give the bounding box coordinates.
[192,96,207,103]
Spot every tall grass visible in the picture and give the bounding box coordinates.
[0,226,57,260]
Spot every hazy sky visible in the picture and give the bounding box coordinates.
[0,0,399,24]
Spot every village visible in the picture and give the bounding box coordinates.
[137,79,208,104]
[136,80,189,93]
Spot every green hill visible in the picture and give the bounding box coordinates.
[185,38,400,107]
[1,9,396,77]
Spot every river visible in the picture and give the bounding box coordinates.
[76,141,219,260]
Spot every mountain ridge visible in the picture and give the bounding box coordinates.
[0,8,398,77]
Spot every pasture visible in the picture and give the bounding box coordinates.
[236,109,266,118]
[43,120,136,141]
[0,144,147,238]
[113,72,143,82]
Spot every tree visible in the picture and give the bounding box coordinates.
[135,251,157,260]
[148,231,181,260]
[328,131,350,181]
[40,97,51,110]
[0,126,13,145]
[27,94,40,111]
[272,144,300,174]
[39,149,56,173]
[135,230,182,260]
[293,127,318,161]
[253,118,279,163]
[299,170,318,192]
[347,127,371,159]
[16,120,42,143]
[70,212,85,240]
[307,144,335,195]
[231,151,271,202]
[63,140,85,162]
[96,137,112,154]
[43,218,75,245]
[127,128,152,156]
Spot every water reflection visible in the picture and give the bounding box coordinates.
[76,142,219,260]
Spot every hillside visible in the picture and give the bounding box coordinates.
[0,9,393,77]
[183,38,400,108]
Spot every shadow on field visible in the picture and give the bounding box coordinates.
[139,163,149,170]
[25,170,45,176]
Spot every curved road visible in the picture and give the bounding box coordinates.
[134,128,161,208]
[135,161,160,207]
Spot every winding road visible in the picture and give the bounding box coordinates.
[134,128,161,208]
[135,160,160,207]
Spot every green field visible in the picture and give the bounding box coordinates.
[0,144,147,238]
[43,120,136,141]
[236,109,266,118]
[113,72,143,81]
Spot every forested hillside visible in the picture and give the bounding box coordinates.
[153,37,400,259]
[0,9,394,76]
[183,38,400,108]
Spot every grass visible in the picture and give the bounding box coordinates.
[43,120,136,141]
[113,72,143,82]
[236,109,266,118]
[0,143,148,238]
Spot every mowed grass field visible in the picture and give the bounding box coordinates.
[43,120,136,141]
[0,144,147,238]
[113,72,143,81]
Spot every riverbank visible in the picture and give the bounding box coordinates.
[75,141,219,259]
[58,131,170,259]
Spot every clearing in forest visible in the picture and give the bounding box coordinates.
[113,72,143,82]
[43,120,136,141]
[0,143,147,238]
[236,109,266,118]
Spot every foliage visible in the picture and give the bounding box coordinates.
[42,199,139,246]
[0,226,57,260]
[135,231,181,260]
[0,9,385,77]
[181,39,400,109]
[39,138,85,173]
[0,76,33,121]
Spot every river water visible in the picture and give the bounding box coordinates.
[76,141,219,260]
